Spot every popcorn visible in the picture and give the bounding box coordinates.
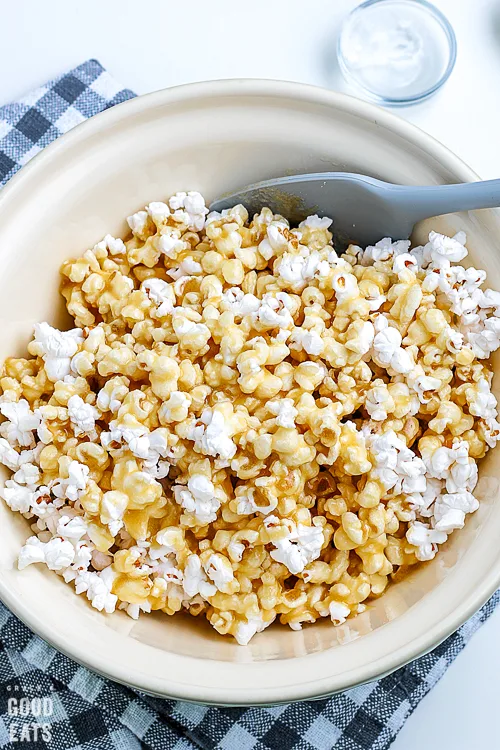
[434,492,479,532]
[159,391,191,423]
[2,480,33,513]
[101,423,148,457]
[276,250,328,291]
[0,437,21,470]
[331,271,359,304]
[328,601,350,626]
[258,223,288,260]
[299,215,333,231]
[467,318,500,359]
[156,231,185,258]
[127,210,150,238]
[361,237,410,265]
[102,421,169,470]
[56,514,87,540]
[97,377,129,413]
[393,253,418,276]
[30,322,84,381]
[365,383,394,421]
[174,475,220,525]
[294,360,327,391]
[101,491,128,535]
[443,441,478,494]
[147,201,171,226]
[183,554,216,599]
[235,486,278,516]
[203,553,235,592]
[406,521,448,561]
[289,328,324,356]
[0,400,40,447]
[222,288,260,318]
[1,196,498,645]
[423,440,478,494]
[369,431,425,494]
[432,266,485,322]
[30,488,59,520]
[372,316,413,374]
[233,613,273,646]
[365,289,386,312]
[187,407,237,460]
[18,535,75,571]
[345,320,374,358]
[93,234,126,256]
[74,567,117,613]
[482,416,500,448]
[480,288,500,314]
[466,378,497,419]
[419,230,468,269]
[167,257,203,280]
[253,292,295,330]
[264,516,324,574]
[13,462,40,486]
[407,367,441,404]
[70,542,93,577]
[141,278,175,317]
[52,460,89,502]
[169,191,208,231]
[17,537,46,569]
[67,395,99,437]
[268,398,298,428]
[172,311,211,348]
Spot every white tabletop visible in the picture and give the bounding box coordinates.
[1,0,499,746]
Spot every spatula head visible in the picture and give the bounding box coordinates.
[210,172,416,248]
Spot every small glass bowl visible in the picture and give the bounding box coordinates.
[337,0,457,106]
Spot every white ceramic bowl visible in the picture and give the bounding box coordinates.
[0,80,499,705]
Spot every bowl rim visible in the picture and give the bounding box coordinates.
[0,77,498,705]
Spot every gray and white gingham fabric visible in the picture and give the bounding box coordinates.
[0,59,134,184]
[0,59,498,750]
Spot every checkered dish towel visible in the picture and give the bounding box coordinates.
[0,59,498,750]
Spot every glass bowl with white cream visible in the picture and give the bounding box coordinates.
[337,0,457,106]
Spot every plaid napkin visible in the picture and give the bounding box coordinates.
[0,59,498,750]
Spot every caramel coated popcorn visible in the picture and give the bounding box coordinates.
[1,192,499,644]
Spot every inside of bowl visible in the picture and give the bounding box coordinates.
[1,85,500,698]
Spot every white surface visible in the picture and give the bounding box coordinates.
[0,0,499,746]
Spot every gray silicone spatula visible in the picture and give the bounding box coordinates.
[210,172,500,247]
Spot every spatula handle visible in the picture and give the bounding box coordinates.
[392,179,500,220]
